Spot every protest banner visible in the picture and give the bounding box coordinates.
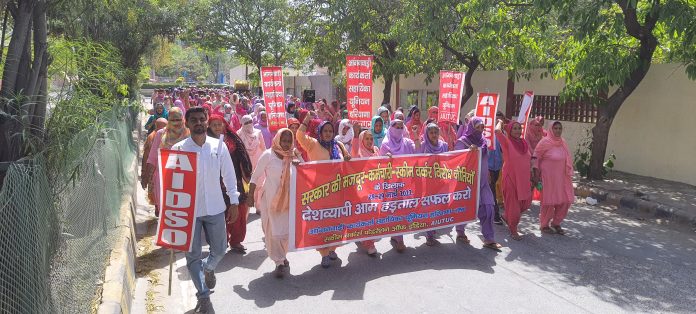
[156,149,198,252]
[437,70,465,124]
[289,150,481,251]
[260,66,288,132]
[516,91,534,137]
[346,55,373,128]
[474,93,500,150]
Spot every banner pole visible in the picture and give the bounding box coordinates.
[168,248,174,296]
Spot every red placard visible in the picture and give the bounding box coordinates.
[517,91,534,138]
[289,151,481,251]
[438,70,465,124]
[346,55,373,128]
[260,66,287,132]
[156,149,198,252]
[474,93,500,150]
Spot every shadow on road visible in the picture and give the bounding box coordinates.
[504,204,696,313]
[161,202,696,312]
[230,238,497,308]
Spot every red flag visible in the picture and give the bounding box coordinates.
[437,70,465,124]
[260,66,288,132]
[346,55,373,128]
[156,149,198,252]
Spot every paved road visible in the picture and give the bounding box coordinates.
[133,183,696,314]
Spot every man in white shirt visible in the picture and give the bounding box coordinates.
[173,107,239,314]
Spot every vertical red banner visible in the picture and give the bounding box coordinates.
[437,70,465,124]
[346,55,373,128]
[261,66,288,132]
[156,149,198,252]
[475,93,500,150]
[516,91,534,138]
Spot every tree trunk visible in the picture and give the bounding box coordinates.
[382,74,393,106]
[30,5,48,139]
[460,58,479,109]
[0,1,33,162]
[255,62,263,96]
[0,1,32,101]
[587,3,659,179]
[0,7,9,66]
[588,104,615,179]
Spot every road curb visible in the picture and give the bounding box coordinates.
[574,183,696,228]
[97,193,137,314]
[97,129,139,314]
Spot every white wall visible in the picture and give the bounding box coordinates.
[229,65,248,83]
[605,63,696,185]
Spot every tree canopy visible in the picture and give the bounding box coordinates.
[534,0,696,178]
[190,0,298,76]
[398,0,554,106]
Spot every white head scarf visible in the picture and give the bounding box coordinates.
[335,119,354,144]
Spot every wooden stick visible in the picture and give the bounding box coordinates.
[168,249,174,296]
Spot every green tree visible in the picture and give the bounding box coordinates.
[296,0,412,105]
[399,0,551,107]
[50,0,183,97]
[191,0,296,82]
[535,0,696,179]
[154,43,212,81]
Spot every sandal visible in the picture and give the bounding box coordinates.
[541,227,556,234]
[456,234,470,244]
[425,237,441,247]
[511,232,522,241]
[361,242,378,256]
[390,239,406,253]
[274,264,286,278]
[483,242,503,251]
[230,245,247,254]
[551,225,566,235]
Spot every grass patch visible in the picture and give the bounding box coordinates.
[136,219,165,313]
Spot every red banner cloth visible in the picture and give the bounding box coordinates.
[437,70,465,124]
[260,66,288,132]
[289,150,481,251]
[156,149,198,252]
[346,55,374,128]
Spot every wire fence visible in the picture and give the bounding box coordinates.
[0,103,139,313]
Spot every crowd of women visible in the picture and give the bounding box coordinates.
[141,88,575,278]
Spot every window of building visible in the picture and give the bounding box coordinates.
[425,91,438,110]
[406,90,419,107]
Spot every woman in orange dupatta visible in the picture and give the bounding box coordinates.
[141,118,167,205]
[297,111,351,268]
[144,108,189,217]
